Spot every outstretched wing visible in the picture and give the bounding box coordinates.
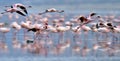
[19,6,28,14]
[16,11,26,16]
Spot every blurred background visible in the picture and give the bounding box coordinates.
[0,0,120,14]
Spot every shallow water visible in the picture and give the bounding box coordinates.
[0,56,120,61]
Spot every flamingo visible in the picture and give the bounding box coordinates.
[1,8,26,16]
[0,23,5,27]
[78,13,97,25]
[11,22,22,41]
[97,15,104,23]
[90,23,99,42]
[0,27,10,41]
[56,25,71,43]
[90,23,98,32]
[0,28,10,33]
[65,21,73,27]
[20,21,32,40]
[71,25,81,42]
[11,22,21,31]
[112,26,120,33]
[28,24,42,32]
[47,25,58,33]
[11,22,21,40]
[81,25,91,44]
[20,21,32,29]
[5,3,32,15]
[38,8,64,15]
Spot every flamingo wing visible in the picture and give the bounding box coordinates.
[19,6,28,14]
[16,11,26,16]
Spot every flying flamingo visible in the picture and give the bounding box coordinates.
[1,8,26,16]
[78,13,97,25]
[5,3,32,15]
[38,8,64,15]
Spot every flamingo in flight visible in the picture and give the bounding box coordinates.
[12,3,31,14]
[38,8,64,15]
[1,8,26,16]
[78,13,97,25]
[1,3,31,16]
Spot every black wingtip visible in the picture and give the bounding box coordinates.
[16,11,26,16]
[90,13,97,16]
[24,10,28,14]
[79,16,84,21]
[97,15,102,19]
[26,39,34,44]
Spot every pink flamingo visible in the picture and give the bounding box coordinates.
[11,22,21,40]
[1,8,26,16]
[5,3,32,15]
[0,27,10,41]
[38,8,64,15]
